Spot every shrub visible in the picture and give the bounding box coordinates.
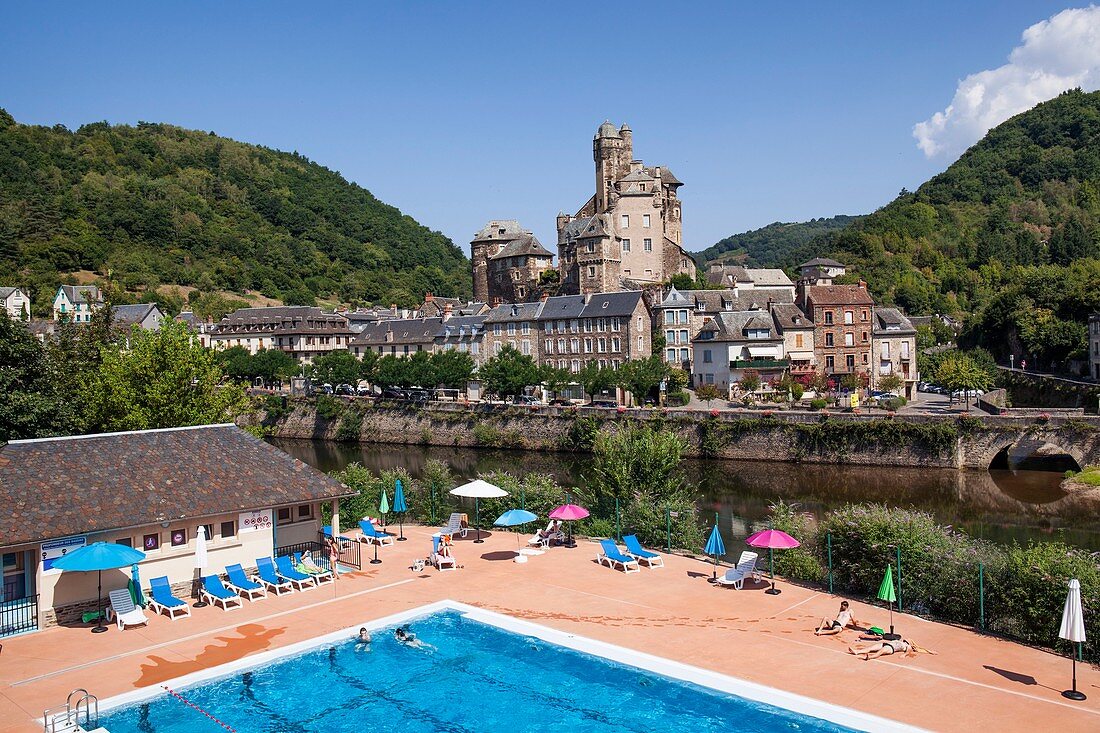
[790,383,804,401]
[810,398,828,410]
[335,408,363,441]
[564,414,602,451]
[666,390,689,407]
[883,397,906,411]
[315,394,344,420]
[262,394,289,421]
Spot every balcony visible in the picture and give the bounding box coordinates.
[730,358,789,370]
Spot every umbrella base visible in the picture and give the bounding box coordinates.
[193,601,209,609]
[369,558,382,565]
[473,539,485,544]
[765,588,782,595]
[91,625,108,634]
[1062,690,1087,701]
[396,537,407,542]
[882,632,901,641]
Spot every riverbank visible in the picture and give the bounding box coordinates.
[243,397,1100,470]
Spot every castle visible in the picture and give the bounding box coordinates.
[471,122,697,303]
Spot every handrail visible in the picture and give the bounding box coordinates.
[43,689,98,733]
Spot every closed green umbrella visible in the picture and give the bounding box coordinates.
[379,488,390,526]
[878,565,899,640]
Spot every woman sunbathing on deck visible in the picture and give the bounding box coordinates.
[814,601,863,635]
[847,638,935,660]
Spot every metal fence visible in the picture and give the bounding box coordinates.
[274,536,361,572]
[0,592,39,638]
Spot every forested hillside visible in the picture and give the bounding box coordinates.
[696,215,859,267]
[0,109,471,315]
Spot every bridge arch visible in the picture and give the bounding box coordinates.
[983,434,1084,472]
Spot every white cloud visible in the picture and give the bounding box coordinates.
[914,6,1100,158]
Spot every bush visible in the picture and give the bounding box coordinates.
[882,397,907,411]
[563,415,603,451]
[335,408,363,441]
[315,394,344,420]
[790,383,804,401]
[666,390,689,407]
[810,398,828,410]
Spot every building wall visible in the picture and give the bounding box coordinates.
[807,301,873,376]
[1090,316,1100,380]
[2,290,30,319]
[872,334,919,398]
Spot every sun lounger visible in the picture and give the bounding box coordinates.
[201,575,243,610]
[147,576,191,620]
[444,512,468,538]
[294,552,334,583]
[107,588,150,630]
[275,555,318,590]
[597,539,640,573]
[225,564,267,600]
[623,534,664,568]
[431,534,456,571]
[359,520,395,546]
[253,557,294,595]
[715,551,761,589]
[528,521,564,548]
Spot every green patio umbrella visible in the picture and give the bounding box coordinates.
[379,488,390,526]
[878,565,900,640]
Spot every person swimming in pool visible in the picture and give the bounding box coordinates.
[355,627,371,651]
[814,600,863,636]
[394,626,433,650]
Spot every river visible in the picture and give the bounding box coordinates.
[269,438,1100,552]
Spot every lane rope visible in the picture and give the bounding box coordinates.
[161,684,237,732]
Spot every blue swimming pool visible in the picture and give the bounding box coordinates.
[98,609,862,733]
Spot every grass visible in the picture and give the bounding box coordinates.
[1069,465,1100,486]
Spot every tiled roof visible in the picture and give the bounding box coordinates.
[806,284,874,307]
[873,307,917,335]
[0,425,356,548]
[770,303,813,330]
[111,303,161,326]
[581,291,643,318]
[488,233,553,260]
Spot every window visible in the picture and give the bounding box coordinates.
[705,373,715,384]
[844,311,854,325]
[643,214,651,228]
[586,241,595,253]
[598,337,607,353]
[861,331,868,343]
[621,214,629,228]
[825,355,834,370]
[664,311,674,325]
[115,537,133,548]
[545,339,554,353]
[679,329,688,345]
[667,348,676,362]
[544,322,553,333]
[522,340,531,355]
[825,332,834,346]
[901,341,910,358]
[584,338,592,353]
[570,338,579,353]
[220,521,234,539]
[611,337,620,351]
[795,333,804,348]
[557,338,566,353]
[611,317,619,331]
[666,329,676,345]
[622,238,631,252]
[702,349,713,364]
[846,354,856,370]
[679,348,689,362]
[584,319,592,332]
[861,310,869,321]
[170,528,188,547]
[507,323,515,335]
[521,322,530,335]
[823,311,833,325]
[572,359,580,373]
[143,533,160,552]
[588,265,596,278]
[644,238,653,251]
[844,332,854,347]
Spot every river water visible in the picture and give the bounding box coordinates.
[269,438,1100,551]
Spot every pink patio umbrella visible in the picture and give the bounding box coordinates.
[745,529,800,595]
[549,504,589,548]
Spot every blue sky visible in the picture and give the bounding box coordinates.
[1,1,1092,256]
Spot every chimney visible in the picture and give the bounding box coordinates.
[442,302,453,321]
[539,292,550,302]
[493,297,502,307]
[424,292,433,302]
[858,279,867,290]
[390,303,397,314]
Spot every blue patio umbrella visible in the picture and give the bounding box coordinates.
[393,479,408,542]
[52,542,146,633]
[129,563,145,608]
[495,509,539,553]
[704,523,726,583]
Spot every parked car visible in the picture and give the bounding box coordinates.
[514,395,543,405]
[379,387,407,401]
[356,385,372,396]
[549,397,572,406]
[590,399,618,408]
[407,389,430,404]
[335,383,356,396]
[319,383,334,395]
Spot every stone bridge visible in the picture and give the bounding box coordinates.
[957,416,1100,470]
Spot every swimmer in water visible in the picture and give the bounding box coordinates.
[394,626,433,650]
[355,627,371,651]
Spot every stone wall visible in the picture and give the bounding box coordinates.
[243,399,1100,470]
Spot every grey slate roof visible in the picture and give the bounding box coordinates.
[111,303,161,326]
[214,306,352,336]
[484,302,543,324]
[59,285,103,305]
[701,310,779,342]
[472,220,527,242]
[581,291,643,318]
[657,289,793,313]
[800,257,845,268]
[537,295,586,320]
[488,233,553,260]
[352,317,445,346]
[770,303,814,330]
[873,307,917,335]
[660,286,693,306]
[0,425,356,548]
[0,287,25,299]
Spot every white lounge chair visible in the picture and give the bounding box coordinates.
[444,512,468,538]
[431,534,456,571]
[528,521,564,548]
[107,588,150,630]
[715,551,761,589]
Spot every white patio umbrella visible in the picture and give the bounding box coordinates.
[193,525,210,608]
[1059,578,1087,701]
[449,479,509,544]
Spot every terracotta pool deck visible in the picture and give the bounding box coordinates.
[1,524,1097,733]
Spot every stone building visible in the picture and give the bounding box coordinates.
[470,220,554,304]
[556,122,696,294]
[207,306,353,365]
[705,265,796,298]
[350,313,487,364]
[417,293,489,320]
[872,307,919,399]
[1090,314,1100,380]
[799,282,875,379]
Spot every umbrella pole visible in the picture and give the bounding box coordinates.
[92,569,107,633]
[398,514,406,541]
[765,548,780,595]
[474,499,484,543]
[1064,653,1087,700]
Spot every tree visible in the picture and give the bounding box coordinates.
[694,383,722,407]
[309,350,362,386]
[739,369,761,393]
[667,273,695,291]
[936,352,994,405]
[404,350,435,387]
[539,364,573,398]
[0,312,79,440]
[81,320,247,431]
[878,373,903,394]
[577,360,618,403]
[666,367,689,392]
[431,349,475,390]
[251,348,299,384]
[373,355,410,388]
[216,345,254,381]
[616,356,669,405]
[477,345,540,399]
[588,424,687,506]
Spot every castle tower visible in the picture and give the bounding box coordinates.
[593,121,632,213]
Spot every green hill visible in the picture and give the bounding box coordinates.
[695,215,860,268]
[0,109,471,315]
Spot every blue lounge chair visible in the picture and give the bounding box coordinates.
[293,552,334,583]
[254,557,294,595]
[275,555,317,590]
[623,535,664,568]
[147,576,191,620]
[225,564,266,600]
[597,539,640,574]
[359,520,395,546]
[201,575,242,611]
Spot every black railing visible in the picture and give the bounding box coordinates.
[0,594,39,638]
[274,535,361,572]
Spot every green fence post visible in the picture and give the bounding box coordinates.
[666,507,672,552]
[430,487,436,526]
[615,498,621,540]
[827,532,833,594]
[896,546,903,612]
[979,562,985,631]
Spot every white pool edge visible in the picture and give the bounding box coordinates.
[88,599,929,733]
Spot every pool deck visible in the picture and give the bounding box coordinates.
[1,524,1097,733]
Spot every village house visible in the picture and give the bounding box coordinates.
[349,312,488,364]
[0,286,31,319]
[799,281,875,380]
[692,309,787,392]
[470,221,555,304]
[872,307,920,399]
[111,303,164,332]
[483,300,544,361]
[52,285,104,323]
[0,424,355,635]
[417,293,489,320]
[704,265,796,299]
[207,306,353,365]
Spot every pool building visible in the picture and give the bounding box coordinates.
[0,424,356,636]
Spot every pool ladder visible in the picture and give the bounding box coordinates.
[42,688,99,733]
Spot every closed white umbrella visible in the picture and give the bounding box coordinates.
[193,525,210,608]
[450,480,509,544]
[1059,578,1087,701]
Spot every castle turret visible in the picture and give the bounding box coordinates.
[593,121,630,213]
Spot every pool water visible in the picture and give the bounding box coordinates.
[99,611,858,733]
